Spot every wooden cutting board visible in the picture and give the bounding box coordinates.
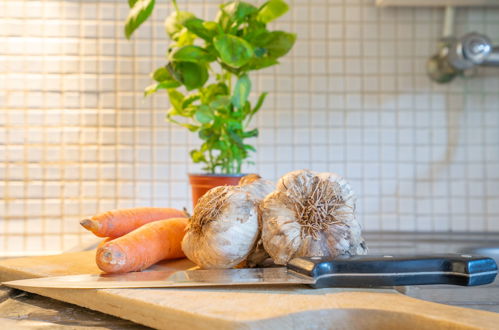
[0,251,498,329]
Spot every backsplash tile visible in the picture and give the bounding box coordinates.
[1,0,499,255]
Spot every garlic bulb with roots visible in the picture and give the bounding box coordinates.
[261,169,367,265]
[181,175,274,269]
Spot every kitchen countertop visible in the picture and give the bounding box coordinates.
[0,231,498,329]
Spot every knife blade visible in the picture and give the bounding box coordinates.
[3,254,497,290]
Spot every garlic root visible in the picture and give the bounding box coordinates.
[261,169,367,265]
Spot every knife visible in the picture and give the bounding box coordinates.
[3,254,497,290]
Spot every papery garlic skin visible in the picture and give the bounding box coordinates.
[261,169,367,265]
[239,175,275,267]
[239,174,274,201]
[182,175,274,269]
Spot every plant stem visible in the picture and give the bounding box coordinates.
[237,159,241,174]
[245,112,255,127]
[172,0,179,12]
[208,149,214,174]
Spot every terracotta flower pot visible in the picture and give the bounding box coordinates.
[188,173,244,208]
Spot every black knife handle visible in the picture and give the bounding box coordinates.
[287,254,498,288]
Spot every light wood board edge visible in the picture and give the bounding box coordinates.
[4,285,499,330]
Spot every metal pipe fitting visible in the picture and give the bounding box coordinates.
[427,32,499,83]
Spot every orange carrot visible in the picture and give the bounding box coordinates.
[80,207,186,238]
[97,238,112,250]
[96,217,188,274]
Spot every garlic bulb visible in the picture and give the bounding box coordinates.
[181,175,274,269]
[261,169,367,265]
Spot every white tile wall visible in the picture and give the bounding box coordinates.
[1,0,499,255]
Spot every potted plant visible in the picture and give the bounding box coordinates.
[124,0,296,205]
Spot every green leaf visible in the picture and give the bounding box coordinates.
[220,62,241,75]
[246,57,279,70]
[226,121,240,135]
[175,30,196,47]
[200,143,209,152]
[170,45,216,63]
[167,89,184,111]
[252,92,268,114]
[148,66,184,96]
[152,67,175,82]
[243,128,259,138]
[204,44,218,61]
[164,11,195,39]
[173,62,209,90]
[243,100,251,115]
[214,35,254,68]
[166,62,182,82]
[257,0,289,24]
[213,140,225,150]
[265,31,296,58]
[222,1,258,22]
[227,129,244,148]
[195,105,214,124]
[215,8,231,32]
[128,0,138,8]
[152,67,169,82]
[232,74,251,110]
[244,27,269,45]
[183,18,216,41]
[244,144,256,152]
[125,0,155,39]
[199,128,214,140]
[254,47,266,58]
[166,109,200,131]
[184,124,200,132]
[144,80,181,96]
[182,93,201,108]
[210,95,231,109]
[190,150,206,163]
[203,83,229,103]
[227,119,243,131]
[203,21,219,34]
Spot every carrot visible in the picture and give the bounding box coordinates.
[97,238,112,250]
[96,217,188,274]
[80,207,187,238]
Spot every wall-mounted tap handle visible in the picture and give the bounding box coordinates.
[448,32,492,70]
[461,33,492,64]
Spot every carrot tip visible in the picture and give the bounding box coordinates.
[102,250,114,263]
[80,218,98,232]
[100,246,125,266]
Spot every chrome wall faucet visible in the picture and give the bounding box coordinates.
[447,33,499,69]
[426,6,499,83]
[428,32,499,83]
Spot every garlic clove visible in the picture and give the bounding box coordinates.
[182,186,260,269]
[182,174,275,269]
[238,173,261,185]
[240,175,275,266]
[240,175,275,201]
[261,192,301,265]
[276,169,317,194]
